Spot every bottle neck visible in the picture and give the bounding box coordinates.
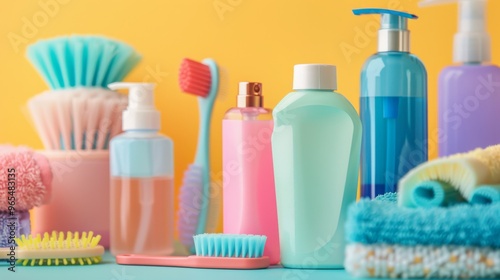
[378,30,410,52]
[124,129,158,134]
[237,96,263,108]
[463,61,483,66]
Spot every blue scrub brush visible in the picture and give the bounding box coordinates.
[26,35,141,89]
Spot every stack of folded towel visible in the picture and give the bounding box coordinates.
[0,146,52,246]
[345,193,500,278]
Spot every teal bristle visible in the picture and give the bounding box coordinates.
[26,35,141,89]
[193,234,267,258]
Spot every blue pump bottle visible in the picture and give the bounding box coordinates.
[353,9,428,199]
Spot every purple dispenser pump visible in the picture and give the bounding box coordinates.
[421,0,500,156]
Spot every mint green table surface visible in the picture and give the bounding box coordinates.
[2,251,460,280]
[2,251,360,280]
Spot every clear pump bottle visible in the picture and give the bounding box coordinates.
[109,83,174,256]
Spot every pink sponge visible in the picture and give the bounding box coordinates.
[0,145,52,211]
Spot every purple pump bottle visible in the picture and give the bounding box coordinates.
[422,0,500,156]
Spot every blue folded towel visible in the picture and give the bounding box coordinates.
[346,193,500,248]
[0,211,30,247]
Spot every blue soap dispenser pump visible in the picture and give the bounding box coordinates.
[353,9,428,199]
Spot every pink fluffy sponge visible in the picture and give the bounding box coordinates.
[0,145,52,211]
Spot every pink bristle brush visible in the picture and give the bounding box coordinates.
[177,58,221,252]
[0,146,52,210]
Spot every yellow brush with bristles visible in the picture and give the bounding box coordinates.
[0,231,104,266]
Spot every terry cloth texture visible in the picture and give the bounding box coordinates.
[345,243,500,279]
[346,193,500,248]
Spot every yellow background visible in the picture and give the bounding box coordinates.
[1,0,499,231]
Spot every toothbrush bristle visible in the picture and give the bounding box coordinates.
[179,58,211,97]
[193,234,267,258]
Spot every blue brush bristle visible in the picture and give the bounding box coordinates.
[26,35,141,89]
[193,234,267,258]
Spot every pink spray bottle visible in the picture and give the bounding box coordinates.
[223,82,280,264]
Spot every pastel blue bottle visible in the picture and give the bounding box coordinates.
[109,83,174,256]
[272,64,362,268]
[353,9,428,199]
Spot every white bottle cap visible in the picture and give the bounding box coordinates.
[293,64,337,90]
[108,82,161,131]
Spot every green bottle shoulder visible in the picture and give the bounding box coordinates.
[273,90,360,123]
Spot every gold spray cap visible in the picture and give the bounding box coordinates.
[237,82,263,108]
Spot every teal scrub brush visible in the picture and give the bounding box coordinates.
[25,35,140,150]
[177,58,220,252]
[26,35,141,89]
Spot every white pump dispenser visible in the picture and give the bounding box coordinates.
[420,0,491,63]
[108,82,160,131]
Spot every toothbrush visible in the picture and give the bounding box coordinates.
[117,234,269,269]
[0,231,104,266]
[177,58,219,252]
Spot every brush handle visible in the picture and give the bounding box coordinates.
[194,59,219,166]
[0,246,105,259]
[116,254,269,269]
[192,59,219,238]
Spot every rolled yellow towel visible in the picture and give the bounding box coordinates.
[398,144,500,207]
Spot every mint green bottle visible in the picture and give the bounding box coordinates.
[272,64,361,269]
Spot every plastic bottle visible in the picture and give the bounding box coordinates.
[353,9,428,199]
[222,82,280,265]
[109,82,174,256]
[420,0,500,156]
[272,64,362,268]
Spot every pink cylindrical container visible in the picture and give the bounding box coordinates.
[223,82,280,264]
[32,151,110,248]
